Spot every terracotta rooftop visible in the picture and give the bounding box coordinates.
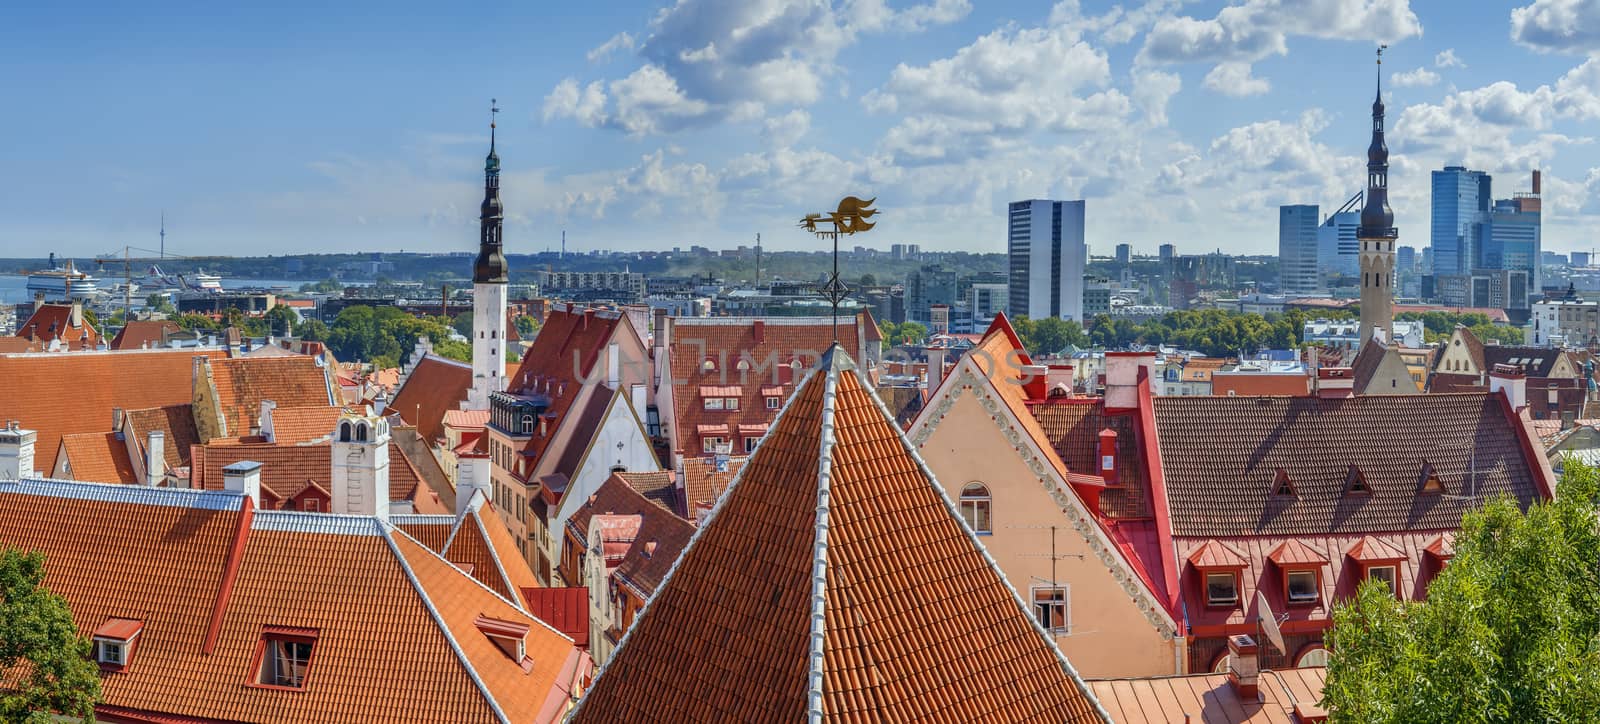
[16,303,100,349]
[57,431,137,483]
[267,405,345,444]
[191,439,431,511]
[502,307,634,468]
[616,470,678,511]
[208,356,333,437]
[666,315,863,459]
[1152,393,1552,538]
[565,473,693,600]
[0,348,226,473]
[125,404,201,471]
[1089,667,1327,723]
[393,495,541,607]
[678,455,745,516]
[0,477,586,723]
[110,320,180,350]
[571,346,1107,722]
[388,353,472,443]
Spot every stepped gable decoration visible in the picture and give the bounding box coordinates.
[569,344,1107,722]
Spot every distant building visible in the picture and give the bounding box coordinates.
[906,264,958,324]
[1481,172,1542,298]
[1007,199,1087,322]
[1082,277,1113,319]
[1115,242,1132,265]
[1431,166,1492,278]
[538,270,646,303]
[1530,295,1600,347]
[1317,203,1361,281]
[1574,251,1591,268]
[1278,205,1321,295]
[1159,243,1176,265]
[968,282,1008,329]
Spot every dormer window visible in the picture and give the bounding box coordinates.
[92,618,143,671]
[724,397,739,410]
[701,358,717,372]
[766,396,780,409]
[251,627,318,690]
[475,615,535,672]
[704,397,725,411]
[1205,572,1238,605]
[1286,571,1319,602]
[1188,539,1247,608]
[1272,468,1296,497]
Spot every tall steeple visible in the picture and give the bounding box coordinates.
[475,100,509,284]
[1358,47,1397,346]
[468,99,511,410]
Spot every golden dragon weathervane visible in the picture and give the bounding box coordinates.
[799,196,880,342]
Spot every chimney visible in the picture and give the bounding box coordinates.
[1098,429,1119,487]
[1226,634,1260,699]
[1533,169,1542,195]
[112,408,125,436]
[1489,363,1527,410]
[258,400,278,442]
[926,344,948,391]
[0,423,37,480]
[607,342,621,389]
[1316,367,1355,399]
[70,298,84,329]
[145,431,166,486]
[583,308,594,330]
[222,461,262,507]
[752,320,765,344]
[1021,364,1049,400]
[653,308,669,350]
[1105,352,1156,411]
[1046,364,1075,398]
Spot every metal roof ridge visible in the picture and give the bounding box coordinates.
[805,347,844,723]
[393,524,571,643]
[381,524,512,724]
[250,510,386,536]
[0,477,243,511]
[471,509,525,613]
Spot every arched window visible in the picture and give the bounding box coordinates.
[1295,644,1330,668]
[1210,651,1230,673]
[521,415,535,435]
[338,421,352,442]
[959,483,991,534]
[702,358,717,372]
[355,422,368,443]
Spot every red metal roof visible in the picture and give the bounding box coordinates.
[1345,535,1406,563]
[1187,539,1249,569]
[522,588,590,648]
[1267,539,1328,567]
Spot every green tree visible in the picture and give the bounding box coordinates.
[263,304,299,337]
[1322,462,1600,723]
[296,318,329,342]
[451,312,473,339]
[858,273,877,287]
[514,314,541,339]
[298,278,344,294]
[1017,316,1090,355]
[174,313,220,332]
[879,321,927,347]
[0,548,101,721]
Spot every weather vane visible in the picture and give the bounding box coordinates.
[798,196,879,342]
[490,98,499,127]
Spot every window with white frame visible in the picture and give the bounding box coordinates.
[703,397,725,410]
[959,483,991,533]
[724,397,740,410]
[702,436,726,452]
[256,634,315,689]
[1032,586,1069,633]
[94,639,126,667]
[1286,570,1318,603]
[1366,565,1397,595]
[1206,571,1239,605]
[766,396,780,409]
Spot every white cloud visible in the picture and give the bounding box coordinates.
[1139,0,1421,65]
[1512,0,1600,54]
[847,0,972,33]
[762,109,811,147]
[1202,62,1270,96]
[1434,48,1464,68]
[542,78,608,126]
[1391,67,1440,87]
[587,32,636,63]
[1132,69,1182,126]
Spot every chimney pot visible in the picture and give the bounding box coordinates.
[1227,634,1260,699]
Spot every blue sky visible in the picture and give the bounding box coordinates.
[4,0,1600,258]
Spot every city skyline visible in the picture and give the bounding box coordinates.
[6,1,1600,257]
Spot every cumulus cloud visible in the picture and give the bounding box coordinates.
[761,109,811,147]
[1203,62,1271,96]
[587,32,636,63]
[847,0,973,33]
[1434,48,1464,68]
[1512,0,1600,54]
[1139,0,1421,65]
[1391,67,1441,87]
[1132,69,1182,126]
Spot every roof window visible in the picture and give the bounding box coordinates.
[251,626,318,690]
[92,618,144,671]
[475,615,536,672]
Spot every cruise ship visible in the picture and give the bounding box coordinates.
[26,254,99,300]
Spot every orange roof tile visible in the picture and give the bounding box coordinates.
[192,439,426,508]
[0,349,226,473]
[17,303,100,349]
[0,478,583,722]
[502,308,633,466]
[387,354,472,442]
[571,346,1107,722]
[267,405,344,444]
[124,404,200,471]
[678,455,745,515]
[207,356,333,436]
[110,320,180,350]
[58,432,137,483]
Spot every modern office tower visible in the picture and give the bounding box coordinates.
[1431,166,1492,277]
[1115,243,1132,265]
[1481,171,1543,300]
[906,263,959,324]
[1317,205,1361,280]
[1158,243,1176,265]
[1574,251,1591,268]
[1279,205,1321,295]
[1007,199,1087,322]
[1397,246,1416,273]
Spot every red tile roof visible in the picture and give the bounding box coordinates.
[616,470,678,511]
[666,315,862,458]
[110,320,180,350]
[58,432,137,483]
[17,303,100,349]
[678,455,745,515]
[267,405,344,444]
[1152,393,1548,538]
[191,439,426,508]
[1091,667,1328,723]
[571,346,1107,722]
[0,478,584,723]
[0,349,226,473]
[387,354,471,443]
[503,308,632,466]
[565,473,692,600]
[125,404,200,471]
[208,357,333,437]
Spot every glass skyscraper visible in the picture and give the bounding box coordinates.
[1430,166,1491,277]
[1278,204,1321,295]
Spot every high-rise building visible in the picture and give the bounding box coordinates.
[1358,67,1397,346]
[968,283,1009,328]
[1007,199,1087,322]
[1397,245,1416,272]
[1158,243,1176,265]
[1480,171,1543,301]
[1431,166,1492,277]
[907,263,959,324]
[1115,243,1132,266]
[1279,205,1321,295]
[1574,251,1592,268]
[468,108,510,409]
[1316,204,1361,281]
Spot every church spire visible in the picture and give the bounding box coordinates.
[1357,47,1397,348]
[474,99,508,284]
[1359,46,1395,241]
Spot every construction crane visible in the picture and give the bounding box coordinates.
[94,245,197,315]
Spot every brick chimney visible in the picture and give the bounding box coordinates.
[1226,634,1260,699]
[1046,364,1075,398]
[1021,364,1049,400]
[0,423,37,480]
[145,431,165,486]
[222,460,262,507]
[926,344,948,391]
[1489,363,1527,410]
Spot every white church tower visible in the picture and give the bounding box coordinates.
[331,413,390,520]
[468,100,510,410]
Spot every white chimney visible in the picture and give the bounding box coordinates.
[70,299,84,329]
[455,454,492,519]
[222,460,262,507]
[607,341,621,389]
[145,431,166,486]
[0,423,37,480]
[1227,634,1260,699]
[331,415,391,520]
[1489,364,1528,410]
[259,400,278,442]
[1105,352,1156,410]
